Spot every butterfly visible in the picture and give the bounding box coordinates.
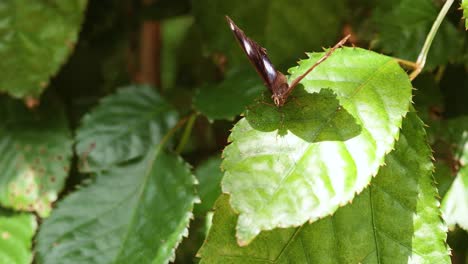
[226,16,350,107]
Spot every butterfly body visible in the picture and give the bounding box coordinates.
[225,16,349,107]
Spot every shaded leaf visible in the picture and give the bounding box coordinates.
[0,0,88,98]
[372,0,463,69]
[194,157,223,215]
[222,47,412,244]
[192,0,346,69]
[161,16,194,91]
[36,151,198,264]
[75,85,178,172]
[440,116,468,231]
[0,210,36,264]
[198,112,450,264]
[0,96,72,217]
[443,166,468,231]
[193,70,264,121]
[38,87,198,263]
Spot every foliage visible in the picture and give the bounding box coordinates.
[0,210,36,264]
[0,0,87,98]
[0,0,467,263]
[200,114,450,263]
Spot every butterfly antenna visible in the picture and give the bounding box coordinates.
[288,34,351,90]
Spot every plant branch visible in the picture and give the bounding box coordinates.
[409,0,454,80]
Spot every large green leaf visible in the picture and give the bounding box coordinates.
[36,150,198,264]
[194,157,223,215]
[0,210,36,264]
[37,87,198,263]
[193,70,264,121]
[440,116,468,231]
[0,96,72,217]
[75,85,178,172]
[0,0,88,98]
[198,112,450,263]
[192,0,346,68]
[222,47,412,244]
[372,0,463,69]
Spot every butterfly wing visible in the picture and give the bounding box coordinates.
[226,16,278,93]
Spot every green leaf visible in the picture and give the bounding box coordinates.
[75,85,178,172]
[222,47,412,244]
[0,0,88,98]
[462,0,468,30]
[194,157,223,215]
[193,70,264,121]
[443,166,468,231]
[0,96,72,217]
[36,151,198,264]
[192,0,346,68]
[198,112,450,263]
[372,0,463,69]
[440,116,468,231]
[0,210,36,264]
[38,87,198,263]
[161,16,194,91]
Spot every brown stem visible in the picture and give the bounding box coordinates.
[138,0,161,88]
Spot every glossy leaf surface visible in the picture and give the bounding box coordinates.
[222,47,412,244]
[0,0,87,98]
[199,112,450,263]
[75,85,178,172]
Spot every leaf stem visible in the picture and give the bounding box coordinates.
[175,113,198,154]
[409,0,454,80]
[159,113,195,152]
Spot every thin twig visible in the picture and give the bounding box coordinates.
[159,113,193,152]
[394,58,418,69]
[409,0,454,80]
[175,113,198,154]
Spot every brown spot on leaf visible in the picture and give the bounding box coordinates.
[25,97,40,109]
[1,232,10,239]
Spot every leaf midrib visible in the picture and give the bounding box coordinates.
[253,58,395,215]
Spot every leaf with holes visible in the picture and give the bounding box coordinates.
[0,96,72,217]
[199,112,450,263]
[372,0,463,69]
[222,47,412,244]
[75,85,178,172]
[0,0,87,98]
[440,116,468,231]
[194,70,264,121]
[192,0,346,68]
[0,210,36,264]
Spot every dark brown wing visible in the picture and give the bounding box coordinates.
[225,16,277,93]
